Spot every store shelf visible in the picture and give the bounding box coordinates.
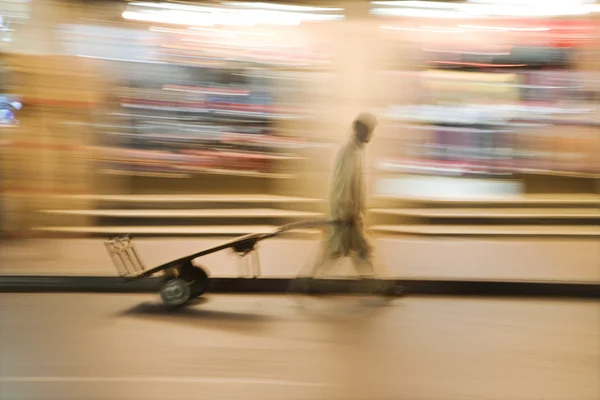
[373,194,600,206]
[33,225,321,236]
[512,117,600,127]
[47,194,322,204]
[40,208,323,218]
[99,169,192,179]
[377,161,599,179]
[20,98,97,109]
[372,225,600,237]
[519,170,599,179]
[6,66,95,78]
[99,168,293,179]
[370,208,600,219]
[377,161,513,177]
[201,168,294,179]
[203,169,294,179]
[81,55,330,72]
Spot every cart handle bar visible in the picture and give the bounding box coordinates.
[272,218,339,235]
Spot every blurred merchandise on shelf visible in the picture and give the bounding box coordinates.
[0,0,29,47]
[0,0,346,237]
[54,2,339,180]
[0,95,21,125]
[89,57,319,177]
[375,7,600,180]
[1,0,599,239]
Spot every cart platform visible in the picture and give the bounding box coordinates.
[104,219,336,307]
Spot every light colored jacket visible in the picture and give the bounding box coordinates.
[326,133,371,258]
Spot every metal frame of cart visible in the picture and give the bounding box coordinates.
[104,219,336,307]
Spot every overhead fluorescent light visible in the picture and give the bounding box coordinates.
[224,2,344,12]
[370,0,600,17]
[123,4,343,27]
[372,7,465,18]
[458,24,551,32]
[467,0,595,4]
[372,1,458,8]
[381,25,466,33]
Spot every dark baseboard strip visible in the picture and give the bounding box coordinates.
[0,276,598,298]
[0,276,161,293]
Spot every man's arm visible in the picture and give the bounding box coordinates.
[330,146,359,222]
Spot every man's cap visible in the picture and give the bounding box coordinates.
[354,112,378,132]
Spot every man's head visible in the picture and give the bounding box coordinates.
[353,112,377,144]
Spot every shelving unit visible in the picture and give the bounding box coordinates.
[35,192,325,236]
[371,224,600,237]
[370,15,600,237]
[371,207,600,219]
[1,53,101,236]
[3,2,598,240]
[369,193,600,237]
[34,225,322,237]
[13,17,337,237]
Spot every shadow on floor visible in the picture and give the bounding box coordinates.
[115,297,277,332]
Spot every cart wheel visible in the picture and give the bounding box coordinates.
[189,266,210,297]
[160,278,191,308]
[381,283,404,298]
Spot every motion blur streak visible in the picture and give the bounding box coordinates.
[0,0,597,239]
[0,1,599,397]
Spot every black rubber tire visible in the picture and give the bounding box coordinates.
[188,266,210,297]
[381,284,404,298]
[160,278,191,308]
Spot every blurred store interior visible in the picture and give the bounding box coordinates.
[0,0,598,241]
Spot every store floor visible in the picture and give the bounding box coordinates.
[1,293,598,400]
[1,237,599,283]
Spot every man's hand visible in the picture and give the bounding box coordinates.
[338,215,356,226]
